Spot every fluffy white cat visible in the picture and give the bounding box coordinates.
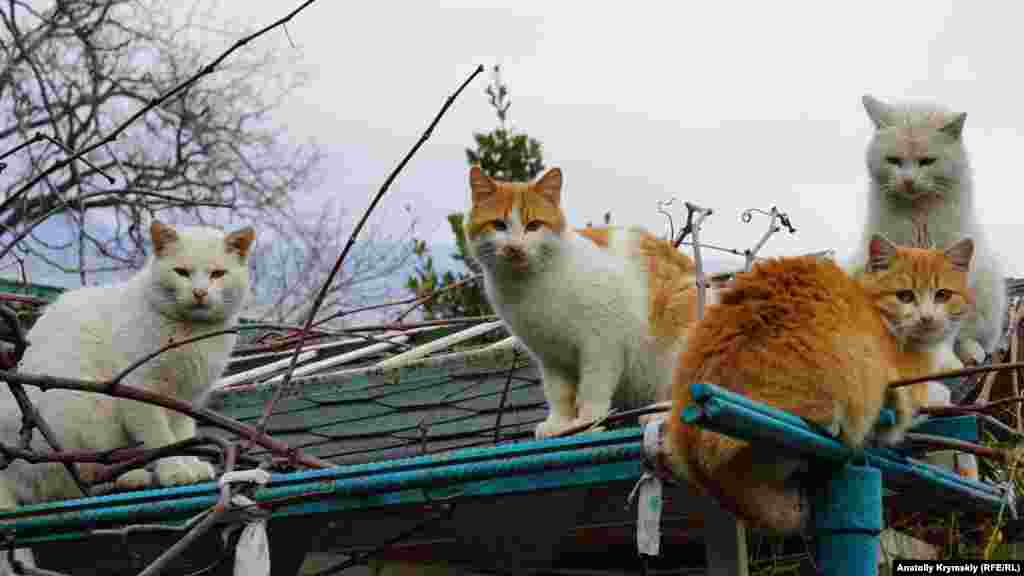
[0,221,254,573]
[851,94,1007,367]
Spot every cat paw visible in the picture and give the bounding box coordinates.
[535,414,576,439]
[155,456,216,487]
[955,338,986,366]
[114,469,155,491]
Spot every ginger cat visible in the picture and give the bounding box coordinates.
[852,94,1006,367]
[464,166,701,438]
[666,234,974,534]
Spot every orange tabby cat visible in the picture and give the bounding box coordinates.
[464,166,702,437]
[665,234,973,534]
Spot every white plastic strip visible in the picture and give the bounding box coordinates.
[263,336,410,383]
[629,419,665,557]
[234,519,270,576]
[216,350,318,389]
[482,335,519,352]
[228,336,391,365]
[373,321,505,371]
[219,469,272,487]
[221,468,273,575]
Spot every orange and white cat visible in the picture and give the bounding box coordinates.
[666,234,974,534]
[464,166,700,438]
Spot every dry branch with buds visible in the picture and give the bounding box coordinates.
[248,64,486,447]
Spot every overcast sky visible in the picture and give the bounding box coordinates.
[207,0,1024,276]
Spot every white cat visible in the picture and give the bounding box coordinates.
[0,221,254,573]
[463,166,701,438]
[852,94,1007,367]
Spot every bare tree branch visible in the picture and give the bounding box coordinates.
[0,0,324,281]
[246,64,486,447]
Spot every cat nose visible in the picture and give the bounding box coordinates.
[503,245,526,260]
[193,288,208,301]
[920,314,934,325]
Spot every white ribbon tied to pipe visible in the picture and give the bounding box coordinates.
[627,418,665,557]
[219,469,273,576]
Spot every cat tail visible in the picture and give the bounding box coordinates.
[665,369,808,535]
[690,430,809,535]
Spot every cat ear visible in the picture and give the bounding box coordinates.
[862,94,892,129]
[150,220,179,257]
[867,234,899,272]
[534,167,562,205]
[225,226,256,260]
[943,237,974,272]
[939,112,967,140]
[469,166,497,203]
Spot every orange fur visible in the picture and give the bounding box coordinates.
[576,226,611,248]
[466,166,566,239]
[665,236,973,534]
[636,231,698,342]
[574,225,699,341]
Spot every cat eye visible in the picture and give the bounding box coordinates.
[210,269,227,279]
[885,156,903,167]
[895,290,916,303]
[173,267,191,278]
[934,289,952,303]
[491,220,508,232]
[919,157,937,167]
[525,220,543,232]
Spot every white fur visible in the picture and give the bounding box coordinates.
[468,213,688,439]
[0,224,252,574]
[852,95,1008,365]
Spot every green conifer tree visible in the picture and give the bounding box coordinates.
[405,66,545,320]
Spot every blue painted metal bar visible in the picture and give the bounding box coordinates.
[0,429,644,544]
[691,382,896,429]
[683,383,1005,505]
[685,382,1014,576]
[812,464,882,576]
[0,380,1009,571]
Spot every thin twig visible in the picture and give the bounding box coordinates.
[656,197,676,242]
[492,349,519,444]
[341,316,499,333]
[109,323,313,386]
[0,189,232,264]
[0,369,332,469]
[0,306,89,495]
[740,206,796,272]
[919,395,1024,418]
[0,0,325,257]
[903,433,1012,463]
[135,443,237,576]
[394,274,482,322]
[890,361,1024,389]
[549,402,672,438]
[248,58,482,447]
[308,274,483,328]
[308,502,457,576]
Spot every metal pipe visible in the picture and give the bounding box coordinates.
[0,430,643,540]
[683,382,1007,506]
[812,464,882,576]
